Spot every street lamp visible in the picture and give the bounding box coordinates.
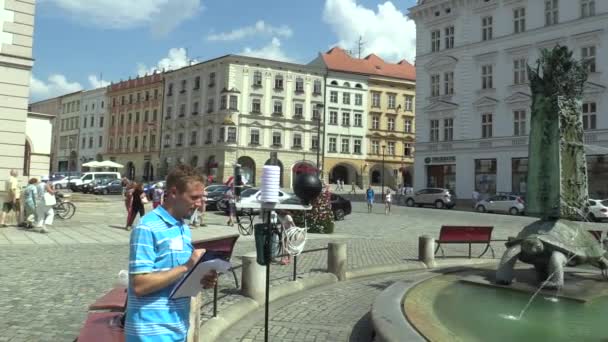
[315,103,324,175]
[382,144,386,197]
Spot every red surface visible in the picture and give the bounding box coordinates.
[439,226,493,242]
[89,287,127,311]
[192,235,239,256]
[77,312,124,342]
[321,47,416,81]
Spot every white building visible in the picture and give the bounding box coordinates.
[56,91,83,172]
[410,0,608,199]
[161,55,325,188]
[80,88,107,166]
[24,112,53,178]
[0,0,36,188]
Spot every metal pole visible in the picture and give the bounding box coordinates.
[293,255,298,281]
[316,117,320,170]
[213,283,218,317]
[382,146,385,197]
[264,210,271,342]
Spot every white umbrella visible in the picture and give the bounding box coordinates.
[97,160,124,168]
[585,144,608,155]
[82,161,102,168]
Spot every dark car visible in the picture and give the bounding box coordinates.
[205,185,230,210]
[93,179,124,195]
[80,179,106,193]
[282,193,351,221]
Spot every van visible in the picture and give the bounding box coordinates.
[68,172,121,191]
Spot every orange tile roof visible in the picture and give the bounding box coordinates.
[321,47,415,81]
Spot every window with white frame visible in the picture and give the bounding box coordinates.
[99,136,103,148]
[354,113,362,127]
[206,129,213,143]
[272,132,282,146]
[404,143,412,157]
[294,103,304,117]
[253,71,263,87]
[190,131,197,145]
[341,138,349,153]
[482,113,493,138]
[445,26,454,49]
[177,133,184,146]
[431,30,441,52]
[227,127,236,143]
[514,7,526,33]
[194,76,200,89]
[164,134,171,147]
[388,117,395,131]
[219,127,225,142]
[583,102,597,130]
[144,111,149,122]
[405,95,413,111]
[143,135,147,149]
[430,119,439,142]
[88,137,93,149]
[372,140,379,154]
[134,136,139,149]
[329,137,337,152]
[179,104,186,117]
[329,111,338,125]
[444,72,454,95]
[354,139,362,154]
[444,118,454,141]
[355,94,363,106]
[181,80,187,93]
[273,101,283,114]
[545,0,559,26]
[342,112,350,126]
[119,137,123,149]
[330,91,338,103]
[313,80,322,94]
[513,110,526,136]
[405,119,412,133]
[295,78,304,93]
[431,74,441,97]
[312,106,320,119]
[293,133,302,148]
[387,142,395,155]
[343,92,351,105]
[482,65,493,89]
[372,92,381,107]
[220,95,227,109]
[250,128,260,145]
[209,72,216,86]
[581,0,595,17]
[150,134,156,148]
[482,16,493,41]
[514,58,527,85]
[274,75,284,89]
[251,98,261,113]
[372,115,380,129]
[229,95,238,110]
[388,94,396,109]
[312,135,319,150]
[582,46,596,73]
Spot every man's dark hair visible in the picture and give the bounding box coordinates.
[166,164,204,193]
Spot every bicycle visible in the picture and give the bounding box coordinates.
[53,193,76,220]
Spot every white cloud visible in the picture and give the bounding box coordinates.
[137,48,194,76]
[323,0,416,62]
[207,20,292,41]
[88,75,110,89]
[30,74,83,101]
[240,38,293,63]
[46,0,202,36]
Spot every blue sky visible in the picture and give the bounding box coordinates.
[30,0,417,102]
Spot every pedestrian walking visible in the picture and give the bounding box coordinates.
[277,210,295,265]
[472,190,480,208]
[125,164,218,341]
[34,180,55,233]
[126,182,147,230]
[225,187,236,226]
[366,186,375,213]
[23,178,38,228]
[350,182,356,194]
[0,169,21,227]
[152,183,164,209]
[385,189,392,215]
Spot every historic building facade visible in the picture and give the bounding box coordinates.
[0,0,37,188]
[161,55,325,188]
[56,91,82,172]
[29,97,62,173]
[105,74,164,181]
[410,0,608,198]
[79,88,107,168]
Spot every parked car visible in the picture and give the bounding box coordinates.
[93,179,124,195]
[80,179,107,193]
[52,175,80,189]
[588,199,608,222]
[403,188,455,209]
[475,195,525,215]
[69,172,121,191]
[205,185,231,210]
[282,193,352,221]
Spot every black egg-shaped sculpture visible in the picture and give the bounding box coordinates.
[293,173,323,205]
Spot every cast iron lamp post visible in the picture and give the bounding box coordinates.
[381,144,386,197]
[315,103,324,175]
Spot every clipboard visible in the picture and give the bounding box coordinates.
[169,254,232,299]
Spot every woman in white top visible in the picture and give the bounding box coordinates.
[385,189,392,215]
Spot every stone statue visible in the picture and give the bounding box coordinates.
[496,46,606,288]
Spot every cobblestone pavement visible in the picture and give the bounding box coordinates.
[0,195,605,341]
[219,271,431,342]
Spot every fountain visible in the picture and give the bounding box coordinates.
[372,46,608,342]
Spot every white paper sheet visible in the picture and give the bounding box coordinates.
[170,259,232,299]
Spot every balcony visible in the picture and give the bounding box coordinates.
[272,112,283,117]
[293,114,303,120]
[192,111,198,116]
[250,110,261,115]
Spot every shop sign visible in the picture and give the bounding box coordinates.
[424,156,456,164]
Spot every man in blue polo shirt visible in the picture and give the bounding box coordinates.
[125,165,217,341]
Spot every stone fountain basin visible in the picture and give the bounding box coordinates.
[371,265,608,342]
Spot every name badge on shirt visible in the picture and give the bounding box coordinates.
[170,237,184,251]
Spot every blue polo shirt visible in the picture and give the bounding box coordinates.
[125,206,194,342]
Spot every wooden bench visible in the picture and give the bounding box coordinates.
[192,234,240,288]
[76,312,124,342]
[88,286,127,311]
[435,225,495,259]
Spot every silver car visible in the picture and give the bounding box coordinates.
[476,195,525,215]
[403,188,455,209]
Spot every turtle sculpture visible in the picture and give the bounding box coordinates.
[496,220,608,289]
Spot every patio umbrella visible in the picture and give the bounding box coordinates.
[82,161,102,168]
[97,160,124,168]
